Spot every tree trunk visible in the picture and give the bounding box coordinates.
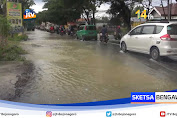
[86,11,90,25]
[92,10,95,25]
[0,36,7,47]
[161,0,166,19]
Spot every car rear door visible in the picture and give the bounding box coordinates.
[86,26,97,36]
[167,24,177,49]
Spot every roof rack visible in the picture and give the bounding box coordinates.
[146,20,169,23]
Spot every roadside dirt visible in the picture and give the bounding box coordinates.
[0,61,34,101]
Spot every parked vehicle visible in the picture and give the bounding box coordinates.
[50,26,55,33]
[68,25,77,36]
[40,25,45,30]
[40,22,46,30]
[54,24,59,33]
[120,22,177,60]
[114,32,123,40]
[45,22,52,32]
[25,20,35,31]
[59,26,66,36]
[76,25,97,41]
[70,31,74,36]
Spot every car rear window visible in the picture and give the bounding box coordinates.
[167,24,177,35]
[86,26,96,30]
[79,26,84,30]
[155,26,164,34]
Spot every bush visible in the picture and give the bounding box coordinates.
[8,34,28,41]
[0,15,27,61]
[0,15,11,38]
[0,44,26,61]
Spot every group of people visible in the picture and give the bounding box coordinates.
[49,25,75,36]
[100,25,122,40]
[50,24,122,40]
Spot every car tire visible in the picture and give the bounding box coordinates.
[76,35,79,40]
[95,37,97,41]
[121,42,127,52]
[150,47,160,61]
[81,36,85,41]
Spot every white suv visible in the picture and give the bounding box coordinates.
[120,22,177,60]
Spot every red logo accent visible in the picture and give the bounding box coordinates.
[160,111,166,117]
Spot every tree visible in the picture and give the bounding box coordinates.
[19,0,35,12]
[0,0,7,15]
[42,0,81,24]
[107,0,131,30]
[0,15,11,47]
[140,0,152,20]
[42,0,102,25]
[131,6,144,17]
[103,0,144,30]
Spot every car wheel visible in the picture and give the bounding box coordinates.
[81,36,85,41]
[150,47,160,61]
[95,37,97,41]
[76,35,79,40]
[121,42,127,52]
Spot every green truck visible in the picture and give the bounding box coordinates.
[76,25,97,40]
[25,20,35,31]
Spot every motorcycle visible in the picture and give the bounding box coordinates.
[60,30,66,36]
[114,32,122,40]
[70,31,74,37]
[100,33,109,43]
[50,26,55,33]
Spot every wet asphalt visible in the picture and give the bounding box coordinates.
[15,29,177,104]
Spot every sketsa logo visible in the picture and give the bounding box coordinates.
[23,9,36,20]
[131,92,155,103]
[46,111,52,117]
[106,111,112,117]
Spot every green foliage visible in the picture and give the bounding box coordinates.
[19,0,35,12]
[8,34,28,41]
[131,6,144,17]
[108,1,131,30]
[39,0,82,25]
[0,34,28,61]
[37,0,101,25]
[0,43,26,61]
[0,15,11,38]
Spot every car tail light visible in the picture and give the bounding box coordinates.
[160,34,174,41]
[85,26,87,30]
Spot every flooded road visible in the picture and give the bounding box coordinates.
[16,29,177,104]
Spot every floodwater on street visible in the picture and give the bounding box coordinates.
[15,29,177,104]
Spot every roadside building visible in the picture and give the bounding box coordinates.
[149,3,177,20]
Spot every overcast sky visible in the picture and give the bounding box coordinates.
[31,0,177,17]
[31,0,110,13]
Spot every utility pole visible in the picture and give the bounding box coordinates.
[161,0,166,19]
[170,0,172,20]
[167,0,170,21]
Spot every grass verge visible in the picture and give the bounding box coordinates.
[0,34,28,61]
